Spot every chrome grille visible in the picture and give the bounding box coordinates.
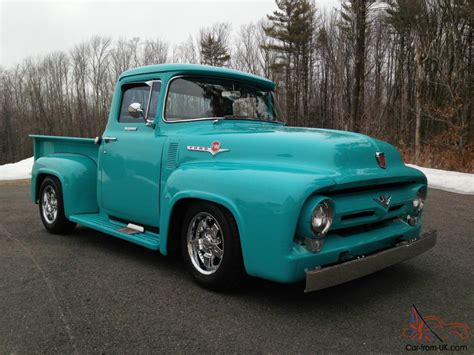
[327,182,422,231]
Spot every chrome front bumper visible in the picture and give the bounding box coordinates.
[305,230,437,292]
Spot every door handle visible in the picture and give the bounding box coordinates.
[103,136,117,143]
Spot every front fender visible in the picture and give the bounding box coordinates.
[32,154,98,217]
[160,162,335,282]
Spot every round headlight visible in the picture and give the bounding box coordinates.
[311,200,333,236]
[413,187,427,216]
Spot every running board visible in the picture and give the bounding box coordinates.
[69,213,160,250]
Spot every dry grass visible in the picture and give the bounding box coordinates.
[398,129,474,173]
[0,179,31,186]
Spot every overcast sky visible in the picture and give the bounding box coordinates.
[0,0,339,68]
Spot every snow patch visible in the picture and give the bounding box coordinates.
[407,164,474,195]
[0,157,34,180]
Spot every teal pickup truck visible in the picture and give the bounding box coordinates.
[31,64,436,292]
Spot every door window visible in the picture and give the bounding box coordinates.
[119,83,150,123]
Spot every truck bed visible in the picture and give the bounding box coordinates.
[30,135,98,162]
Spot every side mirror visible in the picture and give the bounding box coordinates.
[128,102,144,118]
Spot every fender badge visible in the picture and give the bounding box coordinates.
[374,194,392,209]
[187,141,230,156]
[375,152,386,169]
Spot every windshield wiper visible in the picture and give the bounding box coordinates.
[213,115,257,124]
[213,115,284,124]
[223,115,258,120]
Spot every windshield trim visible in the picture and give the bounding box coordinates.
[161,75,285,124]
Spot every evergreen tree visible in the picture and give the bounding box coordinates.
[262,0,316,125]
[199,23,231,67]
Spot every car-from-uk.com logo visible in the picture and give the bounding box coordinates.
[402,304,470,351]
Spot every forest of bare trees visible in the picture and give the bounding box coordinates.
[1,0,472,172]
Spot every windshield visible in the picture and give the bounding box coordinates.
[164,76,284,123]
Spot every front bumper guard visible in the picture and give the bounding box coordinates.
[305,230,437,292]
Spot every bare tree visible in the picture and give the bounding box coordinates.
[232,23,261,74]
[172,36,199,63]
[142,39,169,65]
[88,36,112,135]
[110,38,140,82]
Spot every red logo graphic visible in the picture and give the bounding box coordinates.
[402,305,470,344]
[211,141,221,153]
[376,152,386,169]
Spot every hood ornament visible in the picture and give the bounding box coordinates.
[187,141,229,156]
[375,152,386,169]
[374,195,392,209]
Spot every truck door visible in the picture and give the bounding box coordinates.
[99,80,163,227]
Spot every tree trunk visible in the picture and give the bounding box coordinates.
[351,0,367,133]
[414,36,423,165]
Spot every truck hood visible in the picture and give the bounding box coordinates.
[177,122,425,187]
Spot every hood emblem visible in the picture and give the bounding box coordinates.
[187,141,230,156]
[375,152,386,169]
[374,195,392,209]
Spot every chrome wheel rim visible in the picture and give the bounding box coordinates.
[187,212,224,275]
[42,185,58,224]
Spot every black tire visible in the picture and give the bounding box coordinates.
[181,202,245,291]
[39,176,76,234]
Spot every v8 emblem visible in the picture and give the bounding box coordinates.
[374,195,391,209]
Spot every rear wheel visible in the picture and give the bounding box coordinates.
[39,176,76,234]
[181,202,245,291]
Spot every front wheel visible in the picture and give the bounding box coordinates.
[39,176,76,234]
[181,202,245,291]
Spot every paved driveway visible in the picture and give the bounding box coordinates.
[0,184,472,353]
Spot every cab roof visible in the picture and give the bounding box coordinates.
[119,63,275,89]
